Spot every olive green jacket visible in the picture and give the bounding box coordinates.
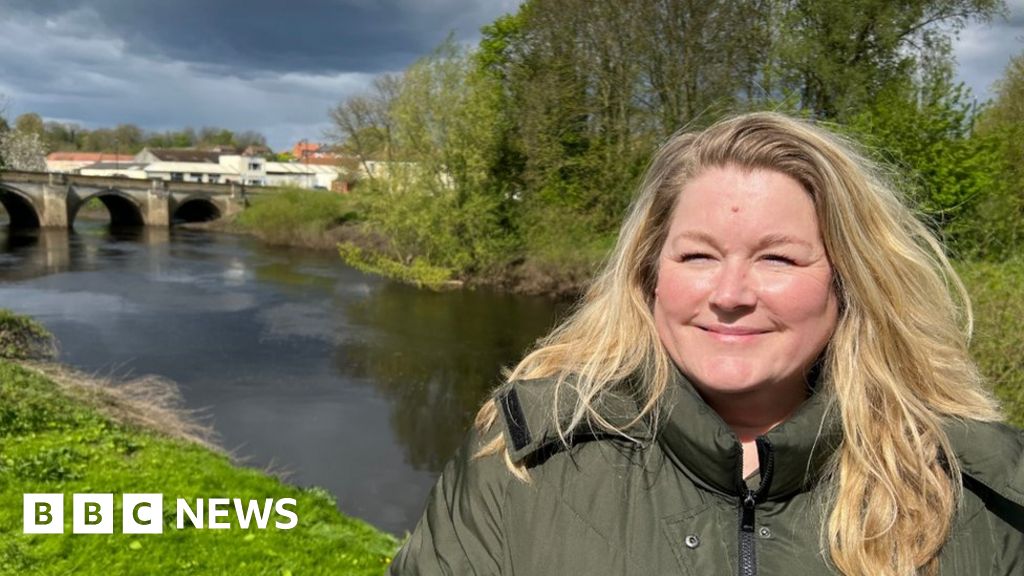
[390,372,1024,575]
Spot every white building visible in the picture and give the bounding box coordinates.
[143,161,239,184]
[218,155,267,186]
[265,162,345,189]
[58,147,351,190]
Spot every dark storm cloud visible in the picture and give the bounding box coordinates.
[0,0,506,75]
[0,0,519,150]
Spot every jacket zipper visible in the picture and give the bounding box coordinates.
[737,437,774,576]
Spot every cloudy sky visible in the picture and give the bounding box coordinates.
[0,0,1021,152]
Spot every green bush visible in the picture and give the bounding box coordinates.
[234,187,357,247]
[0,309,56,360]
[958,259,1024,427]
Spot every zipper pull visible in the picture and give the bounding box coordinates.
[740,490,756,532]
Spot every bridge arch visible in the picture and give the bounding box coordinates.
[71,190,145,227]
[173,197,221,223]
[0,185,42,228]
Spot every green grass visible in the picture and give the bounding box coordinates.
[958,258,1024,427]
[233,188,357,249]
[0,360,398,575]
[0,309,56,360]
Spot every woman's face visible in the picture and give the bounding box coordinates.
[653,165,839,402]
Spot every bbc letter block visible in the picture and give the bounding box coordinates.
[73,493,114,534]
[123,494,164,534]
[23,494,64,534]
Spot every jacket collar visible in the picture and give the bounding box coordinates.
[656,364,841,499]
[497,376,648,464]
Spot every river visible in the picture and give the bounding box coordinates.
[0,221,565,535]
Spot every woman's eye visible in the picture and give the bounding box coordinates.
[679,253,713,263]
[762,253,795,265]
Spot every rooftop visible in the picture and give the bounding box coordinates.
[47,152,134,162]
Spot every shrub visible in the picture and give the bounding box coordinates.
[234,187,356,247]
[0,309,56,360]
[958,259,1024,427]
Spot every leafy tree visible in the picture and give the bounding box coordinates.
[235,130,268,149]
[844,70,1010,258]
[339,38,514,278]
[973,50,1024,258]
[13,113,44,137]
[112,123,144,152]
[773,0,1004,118]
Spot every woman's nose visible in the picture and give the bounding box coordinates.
[708,261,756,310]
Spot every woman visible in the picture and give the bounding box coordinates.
[389,112,1024,575]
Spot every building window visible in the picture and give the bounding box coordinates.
[208,175,219,183]
[248,162,261,171]
[171,172,184,182]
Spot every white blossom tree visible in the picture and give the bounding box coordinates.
[0,130,47,171]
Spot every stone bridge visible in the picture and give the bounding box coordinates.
[0,170,247,228]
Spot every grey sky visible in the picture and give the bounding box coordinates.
[0,0,1020,152]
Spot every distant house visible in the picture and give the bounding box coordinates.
[46,146,352,190]
[291,141,325,160]
[131,148,267,185]
[46,152,135,173]
[218,155,267,186]
[133,148,222,164]
[143,161,239,184]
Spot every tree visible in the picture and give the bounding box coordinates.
[328,73,401,176]
[773,0,1004,119]
[113,123,144,152]
[14,113,44,137]
[333,38,516,279]
[973,50,1024,257]
[235,130,268,149]
[0,130,47,171]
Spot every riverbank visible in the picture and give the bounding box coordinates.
[217,188,598,298]
[0,313,399,575]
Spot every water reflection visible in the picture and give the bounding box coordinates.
[336,283,566,472]
[0,228,71,281]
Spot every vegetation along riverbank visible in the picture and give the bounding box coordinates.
[0,310,398,575]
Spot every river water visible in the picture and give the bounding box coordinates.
[0,222,565,535]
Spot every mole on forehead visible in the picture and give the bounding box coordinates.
[731,205,740,213]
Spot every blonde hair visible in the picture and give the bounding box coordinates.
[475,112,1001,575]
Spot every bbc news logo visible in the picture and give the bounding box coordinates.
[24,494,298,534]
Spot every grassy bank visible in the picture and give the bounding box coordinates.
[231,188,360,251]
[0,313,398,575]
[226,187,598,296]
